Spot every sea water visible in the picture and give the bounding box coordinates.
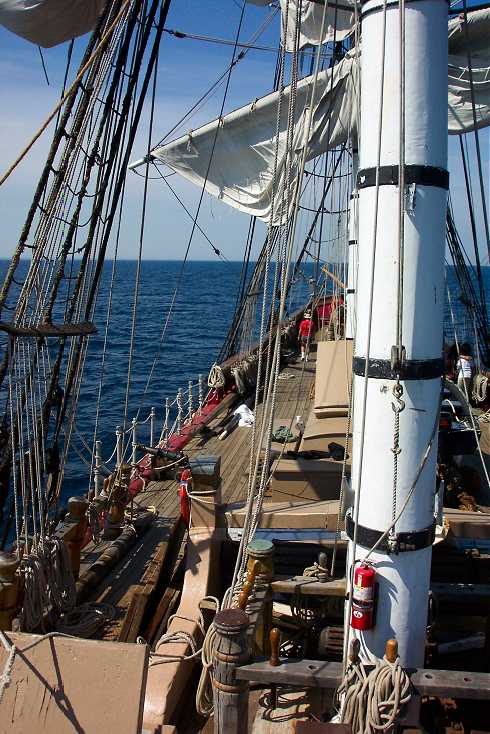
[0,260,488,501]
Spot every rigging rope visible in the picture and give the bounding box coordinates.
[0,0,135,188]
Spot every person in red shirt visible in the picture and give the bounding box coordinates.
[298,311,316,362]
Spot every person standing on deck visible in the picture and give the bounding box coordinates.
[456,343,475,399]
[298,311,316,362]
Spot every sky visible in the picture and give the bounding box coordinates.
[0,0,488,263]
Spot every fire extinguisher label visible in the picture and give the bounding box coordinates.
[353,584,373,602]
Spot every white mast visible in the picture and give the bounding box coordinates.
[346,0,448,667]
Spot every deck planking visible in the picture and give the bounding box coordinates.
[82,350,317,640]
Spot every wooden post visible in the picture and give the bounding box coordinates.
[131,417,138,468]
[198,374,203,414]
[385,638,398,663]
[150,407,156,448]
[237,561,259,611]
[94,439,103,497]
[104,464,131,539]
[246,538,274,655]
[212,608,250,734]
[64,496,89,580]
[0,551,21,630]
[116,425,123,468]
[163,398,169,445]
[269,628,281,710]
[188,380,193,421]
[177,389,183,434]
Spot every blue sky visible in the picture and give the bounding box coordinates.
[0,0,488,263]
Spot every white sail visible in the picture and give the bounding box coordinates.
[144,51,488,222]
[0,0,107,47]
[448,55,490,134]
[448,7,490,59]
[149,54,357,224]
[279,0,354,51]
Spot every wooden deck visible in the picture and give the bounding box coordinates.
[80,351,317,640]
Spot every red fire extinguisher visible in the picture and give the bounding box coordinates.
[350,561,375,631]
[179,469,191,526]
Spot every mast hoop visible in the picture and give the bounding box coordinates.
[353,357,444,380]
[357,165,449,190]
[346,513,436,553]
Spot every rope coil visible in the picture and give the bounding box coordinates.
[337,653,411,734]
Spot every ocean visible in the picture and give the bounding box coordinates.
[0,259,488,503]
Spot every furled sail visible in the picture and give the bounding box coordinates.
[448,55,490,134]
[149,54,357,224]
[448,7,490,59]
[0,0,107,47]
[246,0,355,50]
[279,0,354,51]
[141,51,489,223]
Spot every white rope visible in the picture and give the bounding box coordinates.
[207,363,225,389]
[337,655,411,734]
[0,632,16,704]
[44,537,76,614]
[20,552,50,632]
[473,373,489,404]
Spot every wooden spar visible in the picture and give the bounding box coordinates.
[0,320,97,337]
[212,608,250,734]
[321,265,348,291]
[235,658,490,701]
[76,511,154,603]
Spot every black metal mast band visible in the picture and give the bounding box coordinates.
[357,165,449,190]
[353,356,444,380]
[345,514,436,554]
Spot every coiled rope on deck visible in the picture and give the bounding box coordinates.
[337,654,411,734]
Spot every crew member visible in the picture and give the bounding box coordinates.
[456,343,475,399]
[298,310,316,362]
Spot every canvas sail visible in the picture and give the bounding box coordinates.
[143,51,488,223]
[149,54,357,224]
[448,55,490,134]
[448,7,490,59]
[0,0,107,47]
[279,0,354,51]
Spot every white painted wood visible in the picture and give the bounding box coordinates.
[346,0,448,668]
